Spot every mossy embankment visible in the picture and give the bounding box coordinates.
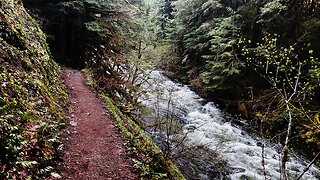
[104,95,184,180]
[0,1,67,178]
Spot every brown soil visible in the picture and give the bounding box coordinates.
[55,68,138,179]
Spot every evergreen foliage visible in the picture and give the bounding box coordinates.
[23,0,136,68]
[172,0,244,91]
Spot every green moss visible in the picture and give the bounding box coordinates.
[0,1,67,179]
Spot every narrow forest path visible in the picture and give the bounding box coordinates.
[56,68,138,179]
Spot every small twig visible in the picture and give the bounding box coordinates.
[296,151,320,180]
[261,143,268,180]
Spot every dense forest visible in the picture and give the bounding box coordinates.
[175,0,320,155]
[1,0,320,179]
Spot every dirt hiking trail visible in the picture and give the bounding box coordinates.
[56,68,138,179]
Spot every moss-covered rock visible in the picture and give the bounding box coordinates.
[0,0,67,178]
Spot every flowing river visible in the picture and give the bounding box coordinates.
[140,71,320,180]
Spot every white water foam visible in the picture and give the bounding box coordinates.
[140,71,320,180]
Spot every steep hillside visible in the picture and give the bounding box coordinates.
[0,1,67,178]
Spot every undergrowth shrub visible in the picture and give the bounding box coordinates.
[0,1,67,178]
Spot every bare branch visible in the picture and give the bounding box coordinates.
[296,151,320,180]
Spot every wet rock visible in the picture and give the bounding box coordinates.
[229,167,246,173]
[239,174,251,180]
[256,141,263,147]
